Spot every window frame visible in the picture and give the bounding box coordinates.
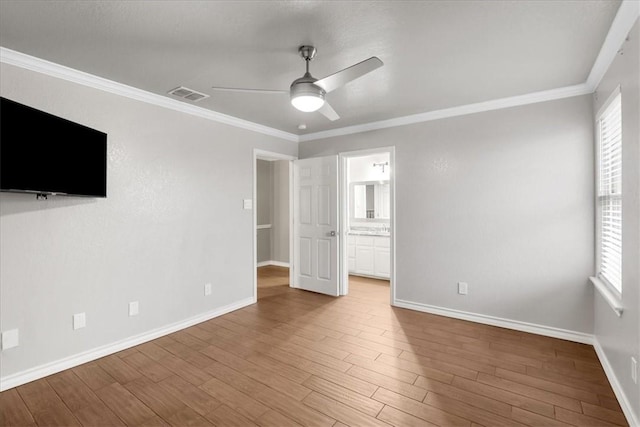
[595,85,622,297]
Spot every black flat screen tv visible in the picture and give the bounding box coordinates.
[1,97,107,197]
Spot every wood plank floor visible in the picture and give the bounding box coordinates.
[0,265,628,426]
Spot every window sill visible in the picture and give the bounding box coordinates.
[590,276,623,317]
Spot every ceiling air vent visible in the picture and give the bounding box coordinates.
[167,86,209,102]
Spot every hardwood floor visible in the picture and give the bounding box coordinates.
[0,265,628,426]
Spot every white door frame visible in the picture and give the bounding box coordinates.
[253,149,297,303]
[338,147,396,303]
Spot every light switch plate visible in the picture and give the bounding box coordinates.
[243,199,253,210]
[129,301,139,317]
[458,282,468,295]
[1,329,19,350]
[204,283,212,296]
[632,357,638,384]
[73,313,86,330]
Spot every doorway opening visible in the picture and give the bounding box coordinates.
[253,150,295,301]
[339,148,395,303]
[266,147,394,303]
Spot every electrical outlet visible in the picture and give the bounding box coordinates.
[73,313,86,330]
[204,283,212,296]
[129,301,139,317]
[458,282,468,295]
[632,357,638,384]
[1,329,19,350]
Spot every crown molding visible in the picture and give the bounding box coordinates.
[586,0,640,91]
[300,1,638,143]
[0,47,298,142]
[2,3,636,144]
[299,83,591,142]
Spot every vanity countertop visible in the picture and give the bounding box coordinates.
[348,230,390,237]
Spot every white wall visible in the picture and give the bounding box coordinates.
[593,19,640,423]
[349,153,390,182]
[0,62,297,380]
[301,95,595,334]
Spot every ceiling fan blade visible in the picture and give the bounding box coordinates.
[318,101,340,121]
[211,86,288,94]
[315,57,383,93]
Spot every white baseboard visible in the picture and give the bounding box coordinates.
[593,339,639,427]
[257,260,290,268]
[0,296,255,392]
[269,260,290,268]
[392,298,594,344]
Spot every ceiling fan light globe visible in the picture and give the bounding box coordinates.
[291,95,325,112]
[290,80,325,112]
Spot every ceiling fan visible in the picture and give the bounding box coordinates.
[211,46,383,121]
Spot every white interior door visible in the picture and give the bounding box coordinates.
[292,156,339,296]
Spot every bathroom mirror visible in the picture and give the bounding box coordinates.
[350,181,390,220]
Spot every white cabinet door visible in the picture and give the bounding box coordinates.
[374,183,390,219]
[347,236,356,273]
[355,246,374,275]
[353,184,366,219]
[381,184,390,219]
[374,236,390,278]
[374,247,390,278]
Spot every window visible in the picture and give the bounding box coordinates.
[596,87,622,294]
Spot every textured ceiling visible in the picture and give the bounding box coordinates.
[0,1,620,135]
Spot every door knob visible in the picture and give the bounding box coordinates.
[329,231,336,237]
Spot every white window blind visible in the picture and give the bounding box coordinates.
[597,90,622,294]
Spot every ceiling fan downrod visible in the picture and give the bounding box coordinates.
[299,45,316,75]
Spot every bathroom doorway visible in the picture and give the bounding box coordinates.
[339,147,395,303]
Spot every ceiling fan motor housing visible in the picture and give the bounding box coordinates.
[290,77,325,102]
[290,72,326,112]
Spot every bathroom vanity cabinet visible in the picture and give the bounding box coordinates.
[347,234,390,279]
